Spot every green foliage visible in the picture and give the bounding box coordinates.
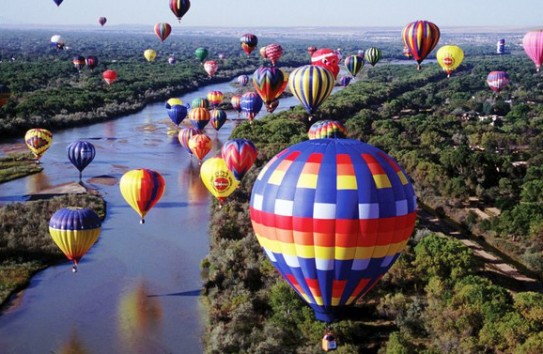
[0,152,43,183]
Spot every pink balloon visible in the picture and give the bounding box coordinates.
[523,30,543,72]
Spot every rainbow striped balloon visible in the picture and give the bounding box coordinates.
[308,120,348,140]
[288,65,335,119]
[120,169,165,224]
[221,139,258,181]
[402,20,440,69]
[210,109,227,131]
[188,107,210,130]
[250,139,417,322]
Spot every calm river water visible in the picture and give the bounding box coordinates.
[0,75,344,353]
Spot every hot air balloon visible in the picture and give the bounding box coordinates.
[250,139,417,322]
[311,48,340,79]
[25,128,53,160]
[178,127,201,156]
[72,55,85,72]
[0,84,10,109]
[168,56,177,65]
[259,47,268,60]
[167,98,182,107]
[487,71,510,93]
[344,55,364,77]
[85,56,98,71]
[402,20,441,70]
[252,66,288,111]
[231,95,242,113]
[166,104,188,126]
[170,0,191,22]
[103,69,117,85]
[210,109,227,131]
[240,92,263,122]
[307,46,318,57]
[497,39,505,55]
[188,107,211,130]
[200,157,239,205]
[265,44,283,66]
[221,139,257,181]
[204,60,218,77]
[436,45,464,78]
[308,120,348,140]
[67,140,96,180]
[49,207,102,272]
[288,65,335,120]
[339,76,352,87]
[522,30,543,72]
[240,33,258,56]
[154,23,172,42]
[357,49,365,57]
[52,0,63,6]
[98,17,107,26]
[192,97,209,109]
[364,47,381,67]
[188,134,212,163]
[403,46,412,59]
[120,169,165,224]
[50,34,65,50]
[267,99,280,113]
[144,49,157,62]
[194,47,208,63]
[207,91,224,108]
[237,75,249,87]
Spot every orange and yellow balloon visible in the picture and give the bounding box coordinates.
[188,134,212,163]
[436,45,464,77]
[120,169,165,224]
[200,157,239,205]
[25,128,53,160]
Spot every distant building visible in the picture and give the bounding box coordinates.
[497,38,505,54]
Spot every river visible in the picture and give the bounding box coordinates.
[0,76,346,353]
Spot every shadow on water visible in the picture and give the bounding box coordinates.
[148,289,202,298]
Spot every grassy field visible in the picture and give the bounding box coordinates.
[0,152,42,183]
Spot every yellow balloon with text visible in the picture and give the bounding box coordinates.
[200,157,239,205]
[436,45,464,78]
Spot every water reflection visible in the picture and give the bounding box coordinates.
[25,171,52,194]
[179,163,209,203]
[57,329,90,354]
[118,279,164,353]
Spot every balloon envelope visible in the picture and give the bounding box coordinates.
[402,20,440,69]
[210,109,227,131]
[25,128,53,160]
[178,127,201,155]
[250,139,417,322]
[144,49,157,62]
[120,169,165,224]
[188,134,212,162]
[344,55,364,77]
[166,105,188,125]
[195,48,208,63]
[103,70,117,85]
[252,66,288,106]
[523,30,543,72]
[240,33,258,55]
[98,17,107,26]
[221,139,258,181]
[308,120,348,139]
[203,60,218,77]
[154,23,172,42]
[364,48,381,67]
[240,92,263,122]
[67,140,96,178]
[49,207,102,271]
[170,0,191,21]
[487,71,509,93]
[288,65,335,118]
[311,49,340,78]
[200,157,239,204]
[436,45,464,77]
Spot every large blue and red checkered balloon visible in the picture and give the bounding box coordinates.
[250,139,417,322]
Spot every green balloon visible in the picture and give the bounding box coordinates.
[195,47,209,63]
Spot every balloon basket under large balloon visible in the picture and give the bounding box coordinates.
[72,264,78,273]
[417,64,422,71]
[140,218,145,224]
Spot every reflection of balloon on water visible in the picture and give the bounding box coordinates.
[288,65,335,120]
[25,128,53,160]
[210,109,227,131]
[522,30,543,72]
[364,47,381,67]
[200,157,239,205]
[221,139,257,181]
[487,71,509,93]
[311,48,340,79]
[203,60,218,77]
[67,140,96,180]
[178,127,201,156]
[188,107,210,130]
[402,20,441,70]
[154,22,172,42]
[436,45,464,78]
[250,139,417,322]
[120,169,166,224]
[169,0,191,22]
[240,92,263,123]
[98,17,107,26]
[144,49,157,62]
[49,207,102,273]
[240,33,258,55]
[308,120,348,139]
[103,69,118,85]
[344,55,364,77]
[188,134,212,163]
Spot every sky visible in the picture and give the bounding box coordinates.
[0,0,542,29]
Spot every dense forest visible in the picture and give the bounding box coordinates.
[2,29,543,352]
